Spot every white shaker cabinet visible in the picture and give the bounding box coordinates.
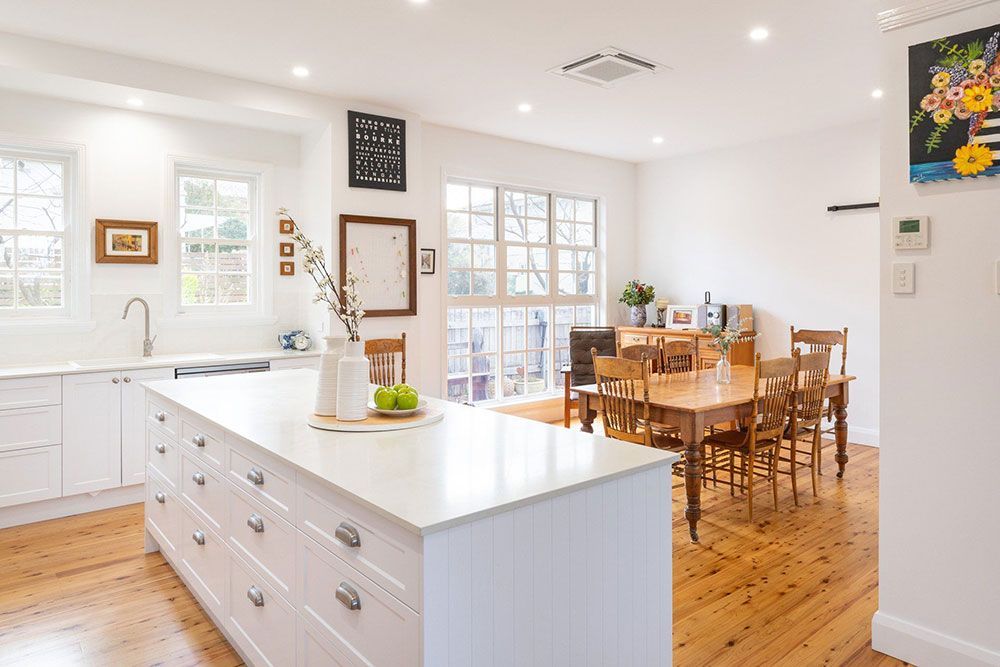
[62,371,123,495]
[122,367,175,485]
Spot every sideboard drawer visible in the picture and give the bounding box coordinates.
[180,412,226,472]
[298,534,420,667]
[228,553,296,667]
[0,405,61,453]
[180,452,226,536]
[227,435,295,521]
[147,427,180,492]
[0,375,60,411]
[147,395,179,439]
[146,471,181,558]
[0,445,61,508]
[298,476,422,611]
[228,486,296,602]
[179,508,226,618]
[619,333,648,347]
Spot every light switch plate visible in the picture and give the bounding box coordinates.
[995,259,1000,295]
[892,262,915,294]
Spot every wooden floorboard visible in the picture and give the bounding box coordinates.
[0,438,903,666]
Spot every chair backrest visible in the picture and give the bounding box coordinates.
[749,352,798,445]
[790,326,847,375]
[365,333,406,386]
[793,350,830,426]
[659,338,699,374]
[569,327,616,386]
[591,348,651,447]
[618,343,662,374]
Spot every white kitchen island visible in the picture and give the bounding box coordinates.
[142,369,677,666]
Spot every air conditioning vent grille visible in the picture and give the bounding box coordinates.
[548,47,667,89]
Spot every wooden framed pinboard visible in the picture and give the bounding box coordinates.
[339,214,417,317]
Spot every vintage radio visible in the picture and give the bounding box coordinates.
[696,292,727,329]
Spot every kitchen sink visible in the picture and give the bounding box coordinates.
[69,353,223,369]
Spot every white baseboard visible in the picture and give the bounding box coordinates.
[872,611,1000,666]
[848,426,879,447]
[0,484,144,529]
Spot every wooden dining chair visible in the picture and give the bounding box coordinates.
[562,327,617,428]
[703,352,798,522]
[659,338,699,374]
[790,326,847,468]
[617,342,663,374]
[778,350,830,505]
[365,333,406,386]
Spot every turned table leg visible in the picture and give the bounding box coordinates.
[579,394,596,434]
[681,415,705,543]
[834,403,849,479]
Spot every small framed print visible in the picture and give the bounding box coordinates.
[280,261,295,276]
[666,305,698,329]
[419,248,436,275]
[95,219,158,264]
[279,242,295,257]
[279,219,294,235]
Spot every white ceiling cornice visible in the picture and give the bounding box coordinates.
[877,0,1000,31]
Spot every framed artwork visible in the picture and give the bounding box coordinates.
[279,261,295,276]
[348,110,406,191]
[419,248,436,275]
[279,218,294,234]
[95,219,158,264]
[279,242,295,257]
[339,214,416,317]
[908,23,1000,182]
[666,305,697,329]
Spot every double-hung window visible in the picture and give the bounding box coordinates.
[445,179,599,405]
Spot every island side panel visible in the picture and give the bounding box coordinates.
[422,464,672,666]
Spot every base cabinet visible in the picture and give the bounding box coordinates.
[62,371,122,495]
[0,446,61,508]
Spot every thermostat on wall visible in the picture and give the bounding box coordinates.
[893,216,929,250]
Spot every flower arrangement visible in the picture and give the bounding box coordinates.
[618,279,656,307]
[700,319,757,356]
[278,208,365,341]
[910,28,999,177]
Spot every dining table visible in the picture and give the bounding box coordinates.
[572,365,856,542]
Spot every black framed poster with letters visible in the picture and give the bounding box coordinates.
[348,110,407,191]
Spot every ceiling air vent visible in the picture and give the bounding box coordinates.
[549,47,666,88]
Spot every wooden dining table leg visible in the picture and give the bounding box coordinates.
[680,414,705,543]
[578,393,596,433]
[833,386,849,479]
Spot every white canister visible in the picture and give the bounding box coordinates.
[336,340,370,421]
[314,336,346,416]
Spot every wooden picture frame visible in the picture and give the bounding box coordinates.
[279,242,295,257]
[419,248,436,275]
[279,261,295,276]
[339,214,417,317]
[279,219,294,234]
[666,305,698,329]
[95,219,158,264]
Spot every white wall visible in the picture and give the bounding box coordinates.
[0,90,305,366]
[873,4,1000,665]
[635,122,880,443]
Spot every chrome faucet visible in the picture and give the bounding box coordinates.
[122,297,156,357]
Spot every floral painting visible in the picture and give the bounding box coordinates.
[909,23,1000,183]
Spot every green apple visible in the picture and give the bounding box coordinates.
[374,386,388,401]
[392,383,414,394]
[396,391,419,410]
[374,388,398,410]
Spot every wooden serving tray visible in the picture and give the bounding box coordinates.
[307,405,444,432]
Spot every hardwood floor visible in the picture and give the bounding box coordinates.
[0,442,903,666]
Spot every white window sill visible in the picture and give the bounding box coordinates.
[157,313,278,330]
[0,319,98,335]
[473,390,564,409]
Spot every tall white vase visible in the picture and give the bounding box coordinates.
[314,336,346,416]
[336,340,370,421]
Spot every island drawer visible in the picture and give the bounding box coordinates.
[179,507,226,619]
[228,552,296,667]
[297,475,422,611]
[180,451,226,536]
[227,434,295,521]
[146,470,181,558]
[147,426,180,491]
[0,375,61,411]
[0,405,61,453]
[227,485,295,602]
[298,532,420,666]
[146,395,179,439]
[180,411,226,472]
[298,616,354,666]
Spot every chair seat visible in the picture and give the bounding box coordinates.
[703,428,748,449]
[651,431,685,451]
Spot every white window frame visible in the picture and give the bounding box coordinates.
[162,155,275,328]
[0,135,91,333]
[442,176,601,405]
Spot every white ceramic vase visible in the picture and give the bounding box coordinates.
[314,336,346,416]
[336,340,370,421]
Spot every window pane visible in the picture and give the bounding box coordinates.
[578,272,595,295]
[0,159,13,192]
[554,348,570,387]
[472,244,495,269]
[472,308,497,353]
[181,242,216,271]
[472,354,497,402]
[504,191,525,216]
[448,242,471,269]
[16,160,62,196]
[525,349,549,392]
[218,274,250,304]
[575,223,593,246]
[181,273,216,305]
[528,272,548,296]
[179,176,215,207]
[447,308,470,355]
[218,244,249,273]
[472,271,495,296]
[448,355,469,375]
[180,208,215,238]
[447,183,469,211]
[503,307,525,351]
[575,199,594,222]
[529,247,548,269]
[17,235,63,270]
[0,236,11,268]
[0,195,13,228]
[506,272,527,296]
[526,194,547,218]
[0,272,12,308]
[502,352,524,397]
[504,216,526,241]
[527,307,550,349]
[16,273,62,307]
[555,306,573,347]
[577,250,594,271]
[448,376,470,404]
[558,249,574,270]
[447,212,469,239]
[576,305,596,326]
[558,272,575,296]
[526,219,547,243]
[217,211,249,240]
[506,246,527,270]
[555,222,573,245]
[471,215,494,240]
[448,270,471,296]
[217,180,249,209]
[470,186,494,213]
[555,197,573,221]
[17,196,63,231]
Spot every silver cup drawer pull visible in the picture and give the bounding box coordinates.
[154,442,166,454]
[335,522,361,548]
[154,411,166,422]
[246,468,265,485]
[335,582,362,611]
[247,585,265,607]
[191,471,206,486]
[191,434,206,447]
[247,513,265,533]
[154,491,166,504]
[192,529,205,545]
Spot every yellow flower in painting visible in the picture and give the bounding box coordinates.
[968,59,987,76]
[952,143,994,177]
[933,108,952,124]
[962,85,993,112]
[931,71,951,88]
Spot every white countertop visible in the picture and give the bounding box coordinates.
[144,369,677,536]
[0,349,320,380]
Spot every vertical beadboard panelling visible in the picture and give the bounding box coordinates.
[448,523,472,666]
[632,470,649,667]
[470,517,494,665]
[492,511,515,666]
[602,480,620,666]
[551,494,572,666]
[568,488,588,666]
[617,473,636,667]
[585,485,605,667]
[512,505,534,665]
[423,530,449,664]
[532,500,554,666]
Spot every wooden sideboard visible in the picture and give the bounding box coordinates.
[616,326,756,367]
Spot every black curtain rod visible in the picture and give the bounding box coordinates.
[827,202,880,212]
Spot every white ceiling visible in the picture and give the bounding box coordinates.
[0,0,881,162]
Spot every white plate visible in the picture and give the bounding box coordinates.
[367,398,428,417]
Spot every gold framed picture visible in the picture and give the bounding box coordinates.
[95,219,158,264]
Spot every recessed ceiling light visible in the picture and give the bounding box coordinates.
[292,66,310,78]
[749,27,769,41]
[517,103,532,113]
[126,97,144,107]
[652,136,664,144]
[871,88,884,99]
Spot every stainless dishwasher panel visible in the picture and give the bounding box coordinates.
[174,361,271,379]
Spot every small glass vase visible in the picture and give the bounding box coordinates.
[716,349,732,384]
